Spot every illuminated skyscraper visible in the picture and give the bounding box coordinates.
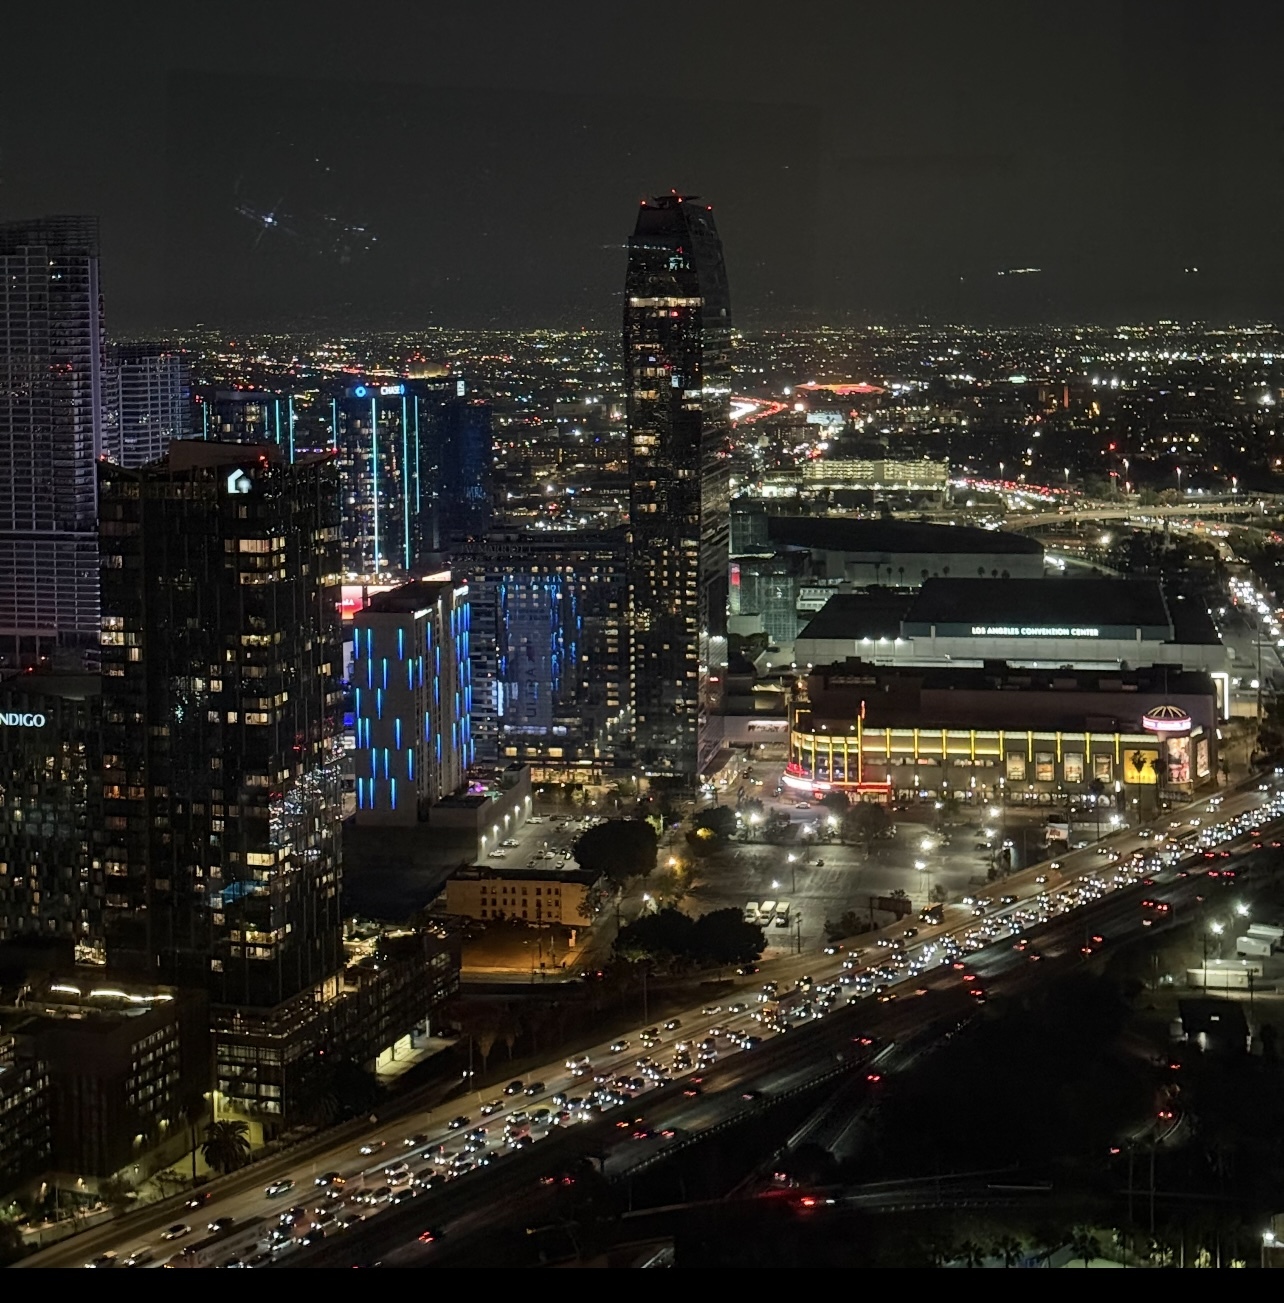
[457,530,629,778]
[0,217,106,668]
[351,576,472,826]
[623,194,731,779]
[104,343,191,467]
[96,441,345,1006]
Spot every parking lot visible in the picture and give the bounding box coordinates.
[685,760,1070,956]
[479,810,591,873]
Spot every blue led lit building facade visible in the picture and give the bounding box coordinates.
[196,387,306,460]
[456,531,628,780]
[331,380,431,580]
[195,377,492,579]
[351,578,471,826]
[624,195,732,781]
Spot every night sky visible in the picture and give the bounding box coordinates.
[4,1,1281,330]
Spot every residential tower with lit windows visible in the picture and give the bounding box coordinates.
[623,194,732,780]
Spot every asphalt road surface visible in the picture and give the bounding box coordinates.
[22,773,1280,1270]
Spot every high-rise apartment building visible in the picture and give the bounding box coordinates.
[457,530,629,780]
[0,675,102,957]
[104,343,191,467]
[195,386,302,455]
[0,217,106,668]
[623,194,732,779]
[196,377,492,577]
[430,392,493,550]
[351,577,472,826]
[96,441,345,1009]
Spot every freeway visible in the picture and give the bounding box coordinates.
[313,822,1277,1268]
[20,774,1281,1269]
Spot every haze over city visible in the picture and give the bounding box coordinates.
[3,1,1282,329]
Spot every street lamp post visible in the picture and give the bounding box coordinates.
[787,853,797,895]
[915,859,931,909]
[1203,920,1224,978]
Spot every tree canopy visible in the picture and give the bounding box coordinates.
[614,906,765,967]
[687,804,738,856]
[572,819,657,884]
[843,802,891,849]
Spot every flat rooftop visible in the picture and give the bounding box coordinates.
[767,515,1043,557]
[796,591,911,642]
[905,576,1171,631]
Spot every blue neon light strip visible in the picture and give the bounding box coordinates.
[371,396,380,570]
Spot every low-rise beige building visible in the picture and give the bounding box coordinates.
[444,865,599,927]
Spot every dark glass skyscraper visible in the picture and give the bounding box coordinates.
[431,393,494,550]
[96,441,345,1008]
[623,194,732,779]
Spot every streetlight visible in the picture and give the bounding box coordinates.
[787,853,798,893]
[1236,902,1250,918]
[1203,920,1224,973]
[915,859,932,908]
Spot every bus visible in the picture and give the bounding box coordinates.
[164,1216,267,1268]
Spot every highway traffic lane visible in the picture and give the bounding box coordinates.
[278,836,1265,1271]
[23,778,1277,1268]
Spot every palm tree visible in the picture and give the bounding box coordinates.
[1070,1227,1102,1267]
[993,1234,1023,1267]
[182,1091,208,1183]
[954,1238,987,1268]
[201,1119,252,1175]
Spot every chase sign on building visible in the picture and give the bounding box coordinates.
[226,469,253,495]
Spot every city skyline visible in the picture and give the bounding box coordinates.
[2,2,1284,1270]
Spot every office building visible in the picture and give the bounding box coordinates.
[0,217,106,668]
[195,377,491,578]
[0,1032,50,1197]
[0,675,102,958]
[96,441,346,1010]
[104,344,191,468]
[624,194,732,780]
[195,385,303,456]
[351,577,471,826]
[428,390,493,549]
[457,531,628,779]
[0,972,210,1181]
